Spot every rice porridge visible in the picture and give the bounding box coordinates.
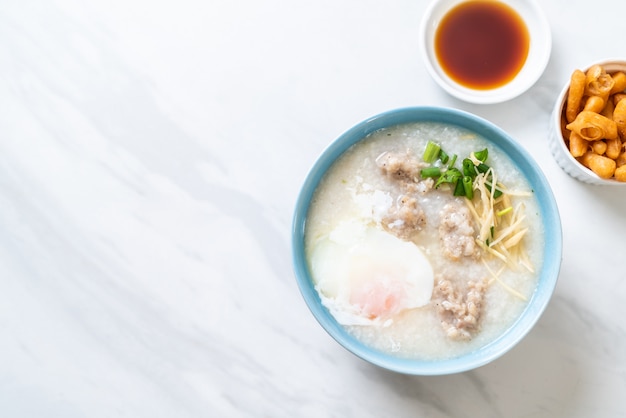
[304,122,544,361]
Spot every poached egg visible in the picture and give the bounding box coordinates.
[309,220,434,326]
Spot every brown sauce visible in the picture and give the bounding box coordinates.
[434,1,530,90]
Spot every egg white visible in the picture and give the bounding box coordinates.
[309,220,434,326]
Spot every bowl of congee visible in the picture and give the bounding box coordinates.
[292,107,562,375]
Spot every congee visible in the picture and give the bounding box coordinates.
[305,122,544,360]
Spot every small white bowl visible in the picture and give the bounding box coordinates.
[420,0,551,104]
[548,59,626,186]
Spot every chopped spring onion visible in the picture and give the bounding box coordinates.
[453,177,466,196]
[497,207,513,216]
[476,162,490,174]
[420,143,507,201]
[439,149,450,164]
[423,141,441,163]
[462,176,473,200]
[485,182,503,198]
[474,148,489,162]
[436,167,462,188]
[420,166,441,178]
[462,158,475,177]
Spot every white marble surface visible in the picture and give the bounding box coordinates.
[1,0,626,416]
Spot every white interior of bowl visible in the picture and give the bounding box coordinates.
[549,59,626,186]
[420,0,551,104]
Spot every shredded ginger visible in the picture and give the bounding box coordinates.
[465,166,534,278]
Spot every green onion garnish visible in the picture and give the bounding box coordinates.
[423,141,441,163]
[453,178,466,196]
[435,167,462,188]
[420,166,441,178]
[486,183,503,198]
[420,143,500,201]
[462,158,475,178]
[474,148,489,162]
[476,163,490,174]
[497,207,513,216]
[439,149,450,164]
[462,176,474,200]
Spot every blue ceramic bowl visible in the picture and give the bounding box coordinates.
[292,107,562,375]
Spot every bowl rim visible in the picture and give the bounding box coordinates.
[551,59,626,185]
[292,106,563,375]
[419,0,552,104]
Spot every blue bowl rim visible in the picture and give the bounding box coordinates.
[291,106,562,375]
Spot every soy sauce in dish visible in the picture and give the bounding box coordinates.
[434,1,530,90]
